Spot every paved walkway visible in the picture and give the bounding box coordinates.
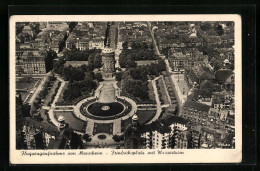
[113,119,122,135]
[47,75,66,127]
[164,59,184,115]
[85,120,94,135]
[160,75,172,105]
[147,21,160,56]
[73,82,137,124]
[84,133,124,149]
[146,77,162,124]
[170,74,187,104]
[69,81,137,136]
[46,77,136,137]
[28,72,51,104]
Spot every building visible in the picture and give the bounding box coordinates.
[215,69,234,91]
[136,60,158,66]
[16,117,59,149]
[76,37,90,50]
[49,43,59,53]
[124,114,141,149]
[140,116,189,149]
[169,51,198,72]
[16,51,46,75]
[22,25,34,37]
[64,61,89,67]
[101,48,116,78]
[47,115,74,149]
[47,22,69,31]
[89,39,105,49]
[190,125,201,148]
[186,65,215,84]
[180,100,211,126]
[190,89,213,105]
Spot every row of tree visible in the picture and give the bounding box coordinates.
[62,72,100,101]
[119,59,166,101]
[63,48,102,62]
[119,42,158,68]
[53,49,102,78]
[121,72,150,101]
[16,93,31,119]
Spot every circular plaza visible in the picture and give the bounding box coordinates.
[80,97,132,120]
[73,83,137,123]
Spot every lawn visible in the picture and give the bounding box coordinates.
[136,110,156,125]
[43,80,60,106]
[157,77,169,105]
[93,123,113,135]
[54,111,86,132]
[121,117,132,132]
[87,102,124,117]
[16,78,39,90]
[174,74,189,95]
[19,92,30,101]
[16,78,40,101]
[148,81,156,102]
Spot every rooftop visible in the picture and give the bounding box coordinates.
[64,61,89,67]
[215,69,234,83]
[183,100,211,113]
[21,117,59,136]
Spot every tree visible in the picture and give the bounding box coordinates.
[94,73,103,82]
[22,103,31,118]
[94,53,102,68]
[84,72,94,81]
[32,112,42,122]
[62,66,72,81]
[53,56,65,73]
[82,134,92,142]
[63,83,82,101]
[58,40,66,53]
[215,24,224,36]
[88,53,95,71]
[70,68,85,81]
[126,60,137,69]
[132,42,142,50]
[70,133,83,149]
[45,49,57,72]
[209,57,222,71]
[122,41,128,49]
[68,22,78,32]
[16,24,24,35]
[119,52,128,68]
[142,42,148,49]
[115,72,123,81]
[112,135,124,142]
[200,22,211,31]
[29,22,41,38]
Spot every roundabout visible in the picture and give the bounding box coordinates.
[80,97,132,120]
[87,102,124,117]
[97,134,107,140]
[73,82,138,124]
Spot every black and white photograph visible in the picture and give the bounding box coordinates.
[9,15,242,164]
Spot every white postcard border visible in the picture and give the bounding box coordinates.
[10,14,242,164]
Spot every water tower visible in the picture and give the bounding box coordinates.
[101,47,116,79]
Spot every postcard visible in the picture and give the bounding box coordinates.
[10,14,242,164]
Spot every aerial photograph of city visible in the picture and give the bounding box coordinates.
[15,20,235,150]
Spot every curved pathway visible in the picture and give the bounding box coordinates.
[146,77,162,124]
[47,75,66,127]
[74,94,137,123]
[74,81,137,136]
[48,78,138,136]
